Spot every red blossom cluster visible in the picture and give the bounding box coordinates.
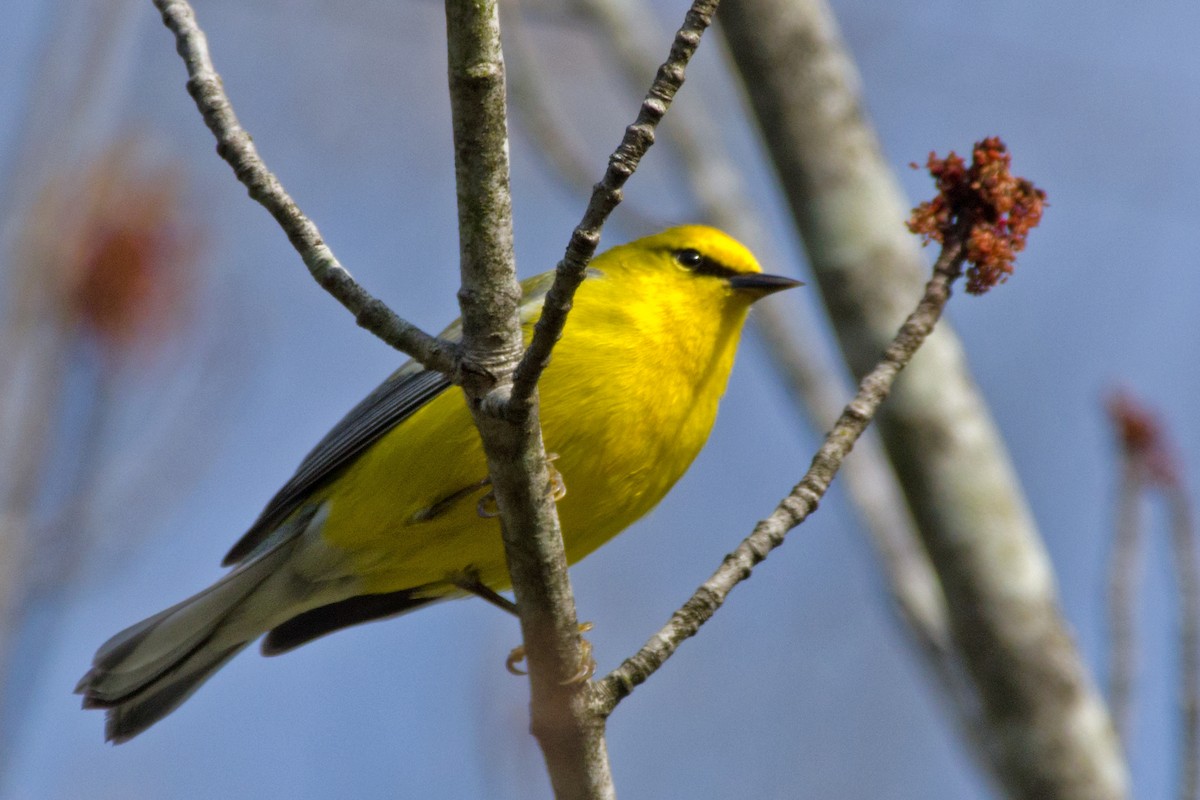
[1107,390,1178,487]
[908,136,1046,294]
[28,141,202,359]
[70,180,190,350]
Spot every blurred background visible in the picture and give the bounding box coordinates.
[1,0,1197,797]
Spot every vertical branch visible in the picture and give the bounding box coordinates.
[1108,455,1144,742]
[1168,483,1200,800]
[443,3,614,798]
[453,2,719,793]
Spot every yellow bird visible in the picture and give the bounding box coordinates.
[76,225,798,742]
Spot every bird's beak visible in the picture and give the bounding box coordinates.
[728,272,803,298]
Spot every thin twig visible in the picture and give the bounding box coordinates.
[508,0,719,412]
[590,225,968,714]
[749,300,986,738]
[150,0,458,377]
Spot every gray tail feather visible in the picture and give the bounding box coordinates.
[76,539,299,742]
[93,643,248,743]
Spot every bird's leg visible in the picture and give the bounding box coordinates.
[450,568,518,615]
[460,457,585,681]
[410,476,491,523]
[451,569,595,684]
[476,485,500,518]
[545,452,567,502]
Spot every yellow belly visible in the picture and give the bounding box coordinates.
[318,350,730,595]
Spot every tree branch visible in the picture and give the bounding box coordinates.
[447,2,722,792]
[443,2,613,798]
[151,0,458,376]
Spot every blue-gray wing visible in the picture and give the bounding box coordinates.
[222,365,452,565]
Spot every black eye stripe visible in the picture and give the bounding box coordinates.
[673,249,740,279]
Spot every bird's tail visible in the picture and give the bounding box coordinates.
[76,536,311,743]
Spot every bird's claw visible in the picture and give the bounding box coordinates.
[506,621,595,685]
[545,453,567,502]
[505,645,528,676]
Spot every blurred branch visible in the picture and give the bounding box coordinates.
[1107,432,1145,742]
[0,330,66,751]
[592,201,972,714]
[503,1,669,233]
[28,362,118,593]
[150,0,459,378]
[1107,391,1200,800]
[1169,477,1200,800]
[0,123,225,783]
[718,1,1128,798]
[0,0,139,232]
[503,13,595,195]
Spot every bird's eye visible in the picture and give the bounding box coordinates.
[675,249,703,269]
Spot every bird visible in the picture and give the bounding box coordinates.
[76,225,800,742]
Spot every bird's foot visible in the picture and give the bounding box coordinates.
[506,621,595,685]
